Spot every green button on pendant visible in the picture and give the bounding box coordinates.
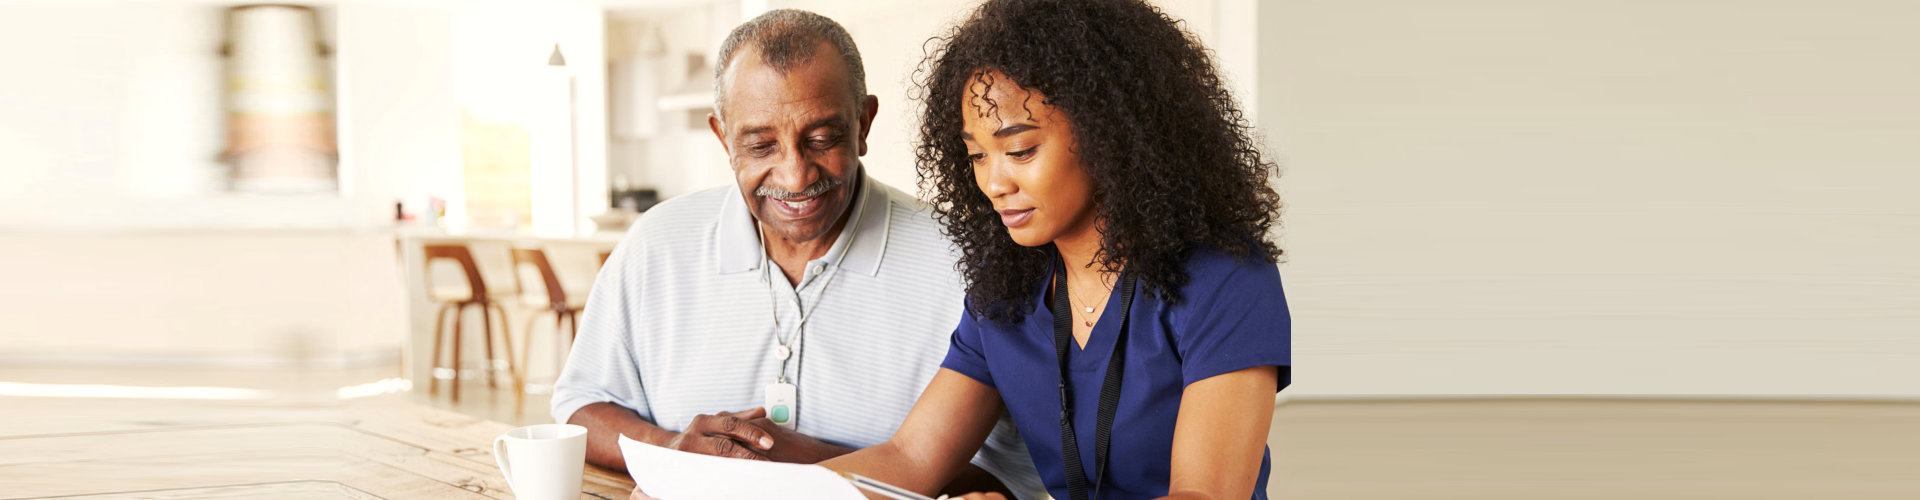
[771,406,790,423]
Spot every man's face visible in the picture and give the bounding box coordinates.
[709,41,878,244]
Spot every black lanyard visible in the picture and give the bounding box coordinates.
[1054,252,1137,500]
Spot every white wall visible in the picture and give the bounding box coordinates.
[340,1,464,227]
[451,0,609,235]
[1262,0,1920,396]
[0,1,462,231]
[0,1,459,363]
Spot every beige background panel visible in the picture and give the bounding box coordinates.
[1261,0,1920,395]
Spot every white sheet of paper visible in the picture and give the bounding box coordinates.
[617,433,865,499]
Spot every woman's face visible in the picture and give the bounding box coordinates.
[961,71,1098,248]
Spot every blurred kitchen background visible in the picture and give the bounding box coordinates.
[0,0,1274,410]
[1,0,1915,497]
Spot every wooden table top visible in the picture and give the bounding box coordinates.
[0,396,635,499]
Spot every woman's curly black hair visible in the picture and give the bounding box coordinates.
[915,0,1283,324]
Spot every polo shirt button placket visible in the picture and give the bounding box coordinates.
[803,262,825,287]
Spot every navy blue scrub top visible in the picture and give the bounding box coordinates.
[942,247,1291,499]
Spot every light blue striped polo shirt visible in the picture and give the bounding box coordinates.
[552,172,1043,498]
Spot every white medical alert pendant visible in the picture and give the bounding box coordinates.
[764,382,798,430]
[775,345,792,361]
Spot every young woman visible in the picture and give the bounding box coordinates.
[817,0,1291,498]
[630,0,1289,498]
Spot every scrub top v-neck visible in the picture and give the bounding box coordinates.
[942,246,1292,499]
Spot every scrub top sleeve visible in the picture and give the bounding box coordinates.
[940,307,997,389]
[1174,260,1292,390]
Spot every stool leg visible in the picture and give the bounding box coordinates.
[522,310,542,378]
[482,301,498,390]
[428,304,450,396]
[553,312,566,357]
[489,303,520,396]
[492,303,523,415]
[451,303,466,403]
[557,311,578,379]
[566,310,578,343]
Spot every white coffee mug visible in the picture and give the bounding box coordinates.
[493,423,588,500]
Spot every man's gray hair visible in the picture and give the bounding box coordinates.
[712,9,866,123]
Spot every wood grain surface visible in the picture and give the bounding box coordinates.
[0,396,634,499]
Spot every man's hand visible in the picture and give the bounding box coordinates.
[741,417,855,463]
[662,408,775,461]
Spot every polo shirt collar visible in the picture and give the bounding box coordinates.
[717,170,890,277]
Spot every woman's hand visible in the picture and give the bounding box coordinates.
[741,415,854,463]
[820,369,1008,497]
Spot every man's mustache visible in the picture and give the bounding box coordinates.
[755,178,842,200]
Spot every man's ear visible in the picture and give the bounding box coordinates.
[708,112,729,155]
[856,94,879,157]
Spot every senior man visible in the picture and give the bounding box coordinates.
[550,9,1041,498]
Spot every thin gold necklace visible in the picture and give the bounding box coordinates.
[1068,279,1108,328]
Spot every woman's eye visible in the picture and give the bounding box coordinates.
[966,153,986,163]
[1008,147,1038,159]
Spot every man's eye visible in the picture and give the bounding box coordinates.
[748,143,777,157]
[809,138,839,150]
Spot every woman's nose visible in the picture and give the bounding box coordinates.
[977,158,1016,199]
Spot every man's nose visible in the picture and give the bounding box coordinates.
[764,144,819,196]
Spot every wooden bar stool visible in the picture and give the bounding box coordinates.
[511,248,586,345]
[510,247,586,398]
[423,244,518,403]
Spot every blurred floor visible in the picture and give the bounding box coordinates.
[1269,398,1920,499]
[3,364,1915,498]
